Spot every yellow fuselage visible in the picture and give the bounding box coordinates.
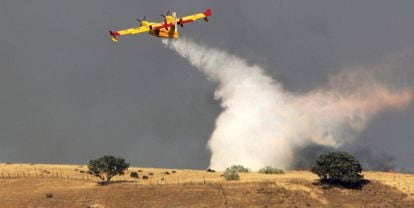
[143,15,179,38]
[150,28,179,38]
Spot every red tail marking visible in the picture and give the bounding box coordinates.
[204,8,212,17]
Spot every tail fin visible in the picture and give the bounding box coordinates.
[109,30,120,42]
[203,8,212,22]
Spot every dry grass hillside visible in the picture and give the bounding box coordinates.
[0,163,413,207]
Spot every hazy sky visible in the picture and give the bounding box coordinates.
[0,1,413,170]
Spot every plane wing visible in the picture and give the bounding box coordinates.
[109,26,150,42]
[177,8,212,26]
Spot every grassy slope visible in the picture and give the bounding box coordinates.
[0,163,413,207]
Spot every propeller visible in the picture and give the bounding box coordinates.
[160,11,170,29]
[136,16,146,23]
[160,10,171,18]
[178,18,184,27]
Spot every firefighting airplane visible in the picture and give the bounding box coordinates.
[109,8,212,42]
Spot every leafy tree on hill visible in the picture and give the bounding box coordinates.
[311,151,364,187]
[88,155,130,184]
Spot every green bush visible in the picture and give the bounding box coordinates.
[229,165,250,173]
[88,155,130,184]
[258,166,284,174]
[223,168,240,180]
[311,152,363,186]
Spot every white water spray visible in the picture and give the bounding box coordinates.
[163,38,413,170]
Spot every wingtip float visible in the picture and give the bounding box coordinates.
[109,8,212,42]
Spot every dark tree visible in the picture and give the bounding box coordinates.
[88,155,130,184]
[311,152,363,187]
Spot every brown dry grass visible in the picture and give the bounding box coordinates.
[0,163,413,207]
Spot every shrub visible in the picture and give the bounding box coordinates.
[258,166,284,174]
[206,168,216,173]
[88,155,130,184]
[229,165,250,173]
[45,193,53,198]
[142,175,149,179]
[130,171,139,178]
[311,152,363,187]
[223,168,240,180]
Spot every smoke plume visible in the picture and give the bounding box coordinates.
[163,38,413,171]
